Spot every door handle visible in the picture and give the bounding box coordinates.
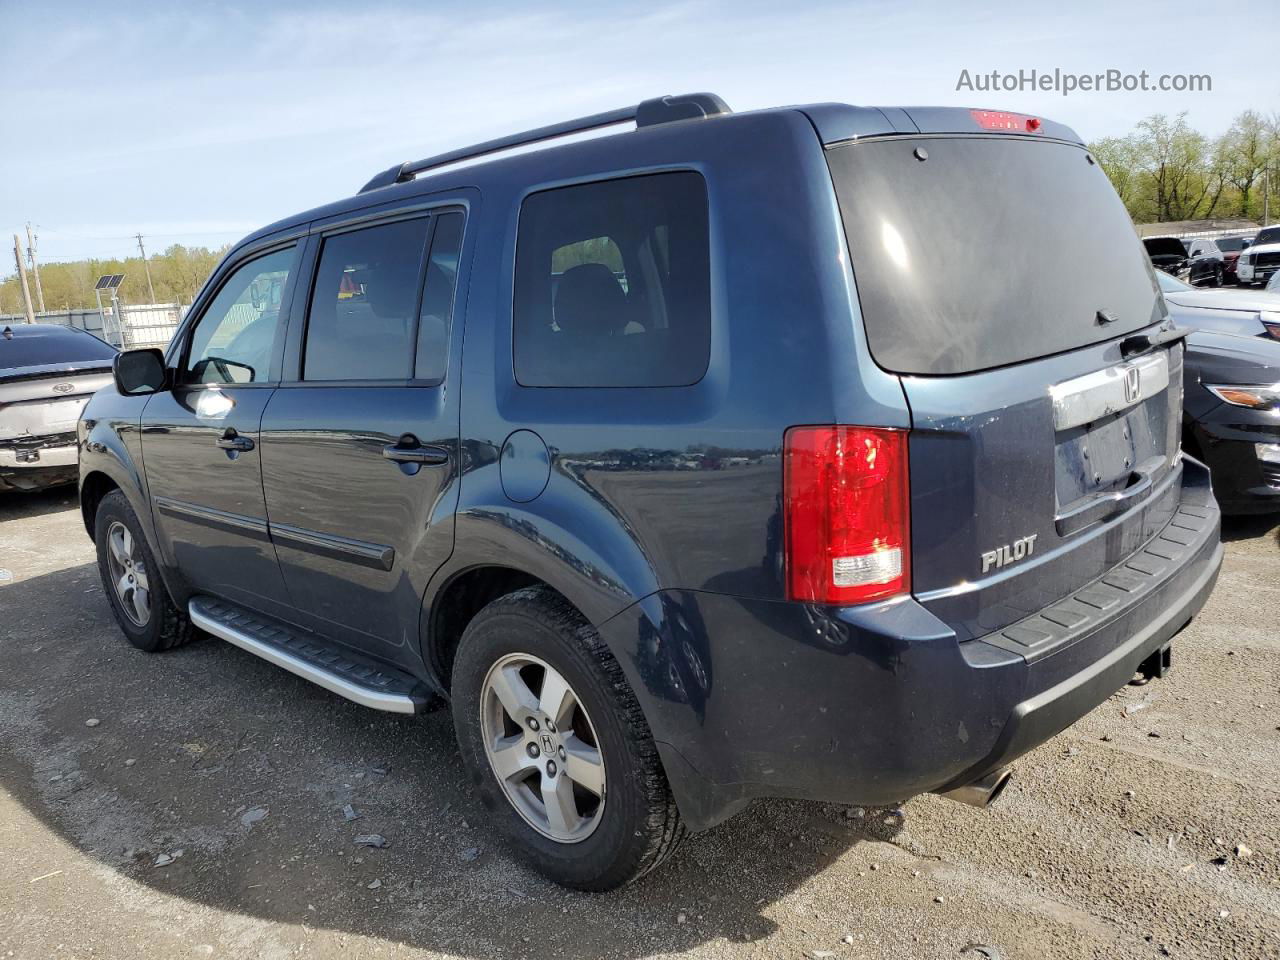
[381,436,449,465]
[215,430,255,453]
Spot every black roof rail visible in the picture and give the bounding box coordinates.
[358,92,730,194]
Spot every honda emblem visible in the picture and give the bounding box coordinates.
[1123,365,1141,404]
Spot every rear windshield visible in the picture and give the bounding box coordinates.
[0,328,116,370]
[1255,227,1280,246]
[828,136,1163,375]
[1217,237,1248,252]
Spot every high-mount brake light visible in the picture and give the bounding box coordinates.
[971,110,1043,133]
[783,426,910,606]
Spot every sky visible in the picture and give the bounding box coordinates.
[2,0,1277,266]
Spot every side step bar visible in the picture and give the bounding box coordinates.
[189,597,431,714]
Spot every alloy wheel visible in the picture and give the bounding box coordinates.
[106,520,151,627]
[480,652,606,843]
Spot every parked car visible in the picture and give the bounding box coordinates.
[1269,269,1280,293]
[1144,236,1224,286]
[1212,234,1254,285]
[1236,225,1280,287]
[80,94,1222,890]
[1,324,116,493]
[1155,270,1280,340]
[1182,330,1280,514]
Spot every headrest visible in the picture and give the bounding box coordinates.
[554,262,626,336]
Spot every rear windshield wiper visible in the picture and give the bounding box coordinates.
[1120,323,1189,360]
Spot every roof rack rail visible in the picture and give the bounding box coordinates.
[358,92,730,194]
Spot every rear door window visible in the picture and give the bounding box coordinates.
[304,218,432,381]
[415,212,464,382]
[827,137,1163,375]
[513,172,711,387]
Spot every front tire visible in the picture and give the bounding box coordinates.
[94,490,193,653]
[451,587,684,890]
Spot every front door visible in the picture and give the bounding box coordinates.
[142,242,300,621]
[259,210,467,657]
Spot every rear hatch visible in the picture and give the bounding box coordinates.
[827,131,1183,640]
[1,329,117,443]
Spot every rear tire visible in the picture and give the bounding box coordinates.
[451,587,684,890]
[94,490,194,653]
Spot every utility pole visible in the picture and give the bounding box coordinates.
[12,235,35,323]
[136,232,156,303]
[25,223,45,313]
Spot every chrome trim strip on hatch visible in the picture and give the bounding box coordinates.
[189,604,418,714]
[1049,353,1170,431]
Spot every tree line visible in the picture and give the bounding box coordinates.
[0,243,227,317]
[1089,110,1279,224]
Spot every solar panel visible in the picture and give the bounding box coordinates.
[108,274,124,288]
[95,275,113,290]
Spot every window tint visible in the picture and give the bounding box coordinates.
[305,218,431,381]
[829,138,1163,375]
[185,247,294,384]
[415,213,464,382]
[513,172,710,387]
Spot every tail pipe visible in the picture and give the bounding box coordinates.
[934,767,1012,809]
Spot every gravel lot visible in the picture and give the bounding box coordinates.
[1,487,1277,960]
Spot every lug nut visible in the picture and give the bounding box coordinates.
[544,720,556,733]
[526,743,539,759]
[527,718,539,732]
[546,760,558,777]
[558,746,566,760]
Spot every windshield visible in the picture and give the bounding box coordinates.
[1156,271,1192,293]
[1255,227,1280,247]
[1217,237,1249,252]
[827,136,1163,375]
[0,327,116,371]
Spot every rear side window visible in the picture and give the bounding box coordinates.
[305,218,431,380]
[513,172,710,387]
[828,137,1164,375]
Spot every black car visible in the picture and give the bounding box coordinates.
[79,94,1221,889]
[1144,236,1224,286]
[1182,330,1280,514]
[1,324,116,492]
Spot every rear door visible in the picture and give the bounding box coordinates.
[259,206,468,659]
[828,133,1182,640]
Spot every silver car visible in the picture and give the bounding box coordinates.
[1,324,116,492]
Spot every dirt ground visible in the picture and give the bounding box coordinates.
[1,487,1277,960]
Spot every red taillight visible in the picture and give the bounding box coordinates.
[1263,320,1280,342]
[783,426,910,606]
[970,109,1042,133]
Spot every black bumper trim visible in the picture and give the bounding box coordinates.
[940,536,1222,792]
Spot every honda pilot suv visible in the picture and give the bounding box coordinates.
[80,94,1223,890]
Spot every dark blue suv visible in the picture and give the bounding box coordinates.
[80,93,1223,889]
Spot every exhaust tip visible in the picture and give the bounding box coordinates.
[934,767,1012,809]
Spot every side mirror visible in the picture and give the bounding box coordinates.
[113,348,168,396]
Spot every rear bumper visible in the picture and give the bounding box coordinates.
[0,438,79,491]
[603,457,1221,830]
